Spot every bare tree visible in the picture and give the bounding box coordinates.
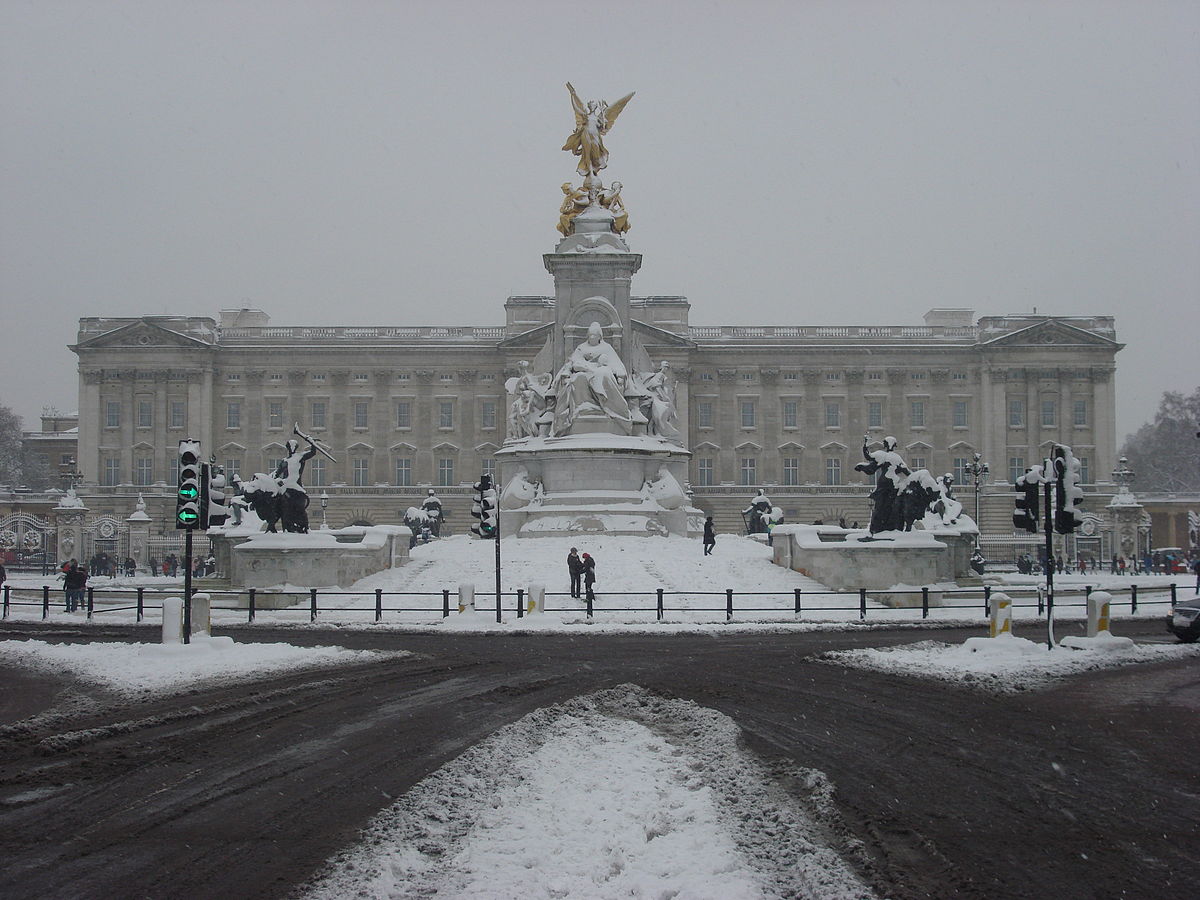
[1119,386,1200,493]
[0,403,23,487]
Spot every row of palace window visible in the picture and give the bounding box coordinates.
[224,372,498,385]
[698,399,976,431]
[692,454,1091,487]
[102,457,498,488]
[1008,398,1089,428]
[103,399,501,432]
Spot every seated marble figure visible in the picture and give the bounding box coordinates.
[550,322,633,436]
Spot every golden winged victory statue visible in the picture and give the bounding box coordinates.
[562,82,635,178]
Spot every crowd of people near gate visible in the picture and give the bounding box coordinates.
[1014,549,1196,578]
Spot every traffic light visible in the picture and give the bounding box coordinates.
[1052,445,1084,534]
[200,461,229,529]
[176,440,201,529]
[470,475,498,538]
[1012,464,1042,534]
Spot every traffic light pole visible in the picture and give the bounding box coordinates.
[494,504,502,623]
[182,527,193,645]
[1043,471,1055,650]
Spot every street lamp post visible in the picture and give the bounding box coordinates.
[320,491,329,530]
[968,452,989,549]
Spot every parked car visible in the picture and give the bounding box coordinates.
[1166,596,1200,643]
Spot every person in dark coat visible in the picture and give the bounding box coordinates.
[581,552,596,601]
[702,517,716,555]
[567,547,583,598]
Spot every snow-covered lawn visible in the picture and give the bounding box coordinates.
[304,685,872,900]
[821,634,1200,693]
[0,636,398,696]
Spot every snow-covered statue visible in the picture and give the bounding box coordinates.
[505,360,552,440]
[600,181,629,234]
[742,489,774,535]
[551,322,633,436]
[635,361,681,441]
[421,489,443,536]
[272,438,317,533]
[240,471,285,533]
[929,473,963,526]
[563,82,635,178]
[642,465,686,510]
[134,493,147,515]
[557,182,590,236]
[500,467,543,510]
[897,469,940,532]
[854,435,911,536]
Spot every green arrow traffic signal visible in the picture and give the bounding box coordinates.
[177,509,199,524]
[178,486,198,499]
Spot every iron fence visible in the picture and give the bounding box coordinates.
[0,581,1184,626]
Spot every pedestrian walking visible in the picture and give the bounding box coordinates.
[1192,556,1200,592]
[581,552,596,602]
[702,517,716,555]
[63,562,86,612]
[567,547,583,598]
[149,556,158,577]
[0,560,6,598]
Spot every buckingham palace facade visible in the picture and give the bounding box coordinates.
[67,302,1122,543]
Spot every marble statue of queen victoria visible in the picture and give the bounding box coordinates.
[551,322,633,436]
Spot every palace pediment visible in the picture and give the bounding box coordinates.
[73,319,215,352]
[980,320,1121,350]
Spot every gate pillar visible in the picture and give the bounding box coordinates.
[127,497,153,574]
[53,500,88,567]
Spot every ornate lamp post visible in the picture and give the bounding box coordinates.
[967,452,989,549]
[320,490,329,530]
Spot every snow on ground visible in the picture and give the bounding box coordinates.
[3,534,1192,630]
[821,635,1200,693]
[304,685,872,900]
[0,636,398,697]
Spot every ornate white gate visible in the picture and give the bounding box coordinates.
[0,512,55,569]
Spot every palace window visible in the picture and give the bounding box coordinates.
[354,402,369,430]
[910,456,926,471]
[782,401,798,429]
[1078,456,1090,484]
[311,402,327,429]
[137,401,153,428]
[481,401,497,430]
[482,458,496,480]
[867,371,883,381]
[309,458,326,487]
[311,373,325,383]
[825,402,840,428]
[1041,400,1057,427]
[911,371,927,381]
[783,372,798,382]
[169,459,179,486]
[354,373,369,382]
[1008,456,1025,484]
[268,402,283,429]
[825,371,841,382]
[396,401,411,429]
[825,458,842,486]
[395,458,412,486]
[134,458,153,486]
[1008,398,1025,427]
[170,401,186,429]
[740,401,755,429]
[1073,400,1088,427]
[910,401,925,428]
[697,401,714,429]
[226,402,241,429]
[103,458,120,486]
[224,458,241,480]
[439,401,454,429]
[697,458,713,486]
[867,401,883,429]
[783,457,800,486]
[105,401,120,428]
[739,457,757,486]
[440,373,453,382]
[953,458,970,485]
[352,458,370,486]
[437,458,455,486]
[952,400,968,428]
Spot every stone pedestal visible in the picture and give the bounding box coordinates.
[126,510,152,572]
[774,525,946,594]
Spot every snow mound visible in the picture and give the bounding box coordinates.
[304,685,872,900]
[820,638,1200,693]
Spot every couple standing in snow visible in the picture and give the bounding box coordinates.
[566,547,596,601]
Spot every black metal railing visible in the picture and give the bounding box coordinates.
[0,582,1183,625]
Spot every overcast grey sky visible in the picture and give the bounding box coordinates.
[2,0,1197,442]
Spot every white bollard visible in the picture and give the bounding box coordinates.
[162,597,184,644]
[1087,591,1112,637]
[527,583,545,614]
[458,582,475,613]
[190,593,211,638]
[989,591,1013,638]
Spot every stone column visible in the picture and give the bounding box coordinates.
[126,507,152,572]
[53,502,88,566]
